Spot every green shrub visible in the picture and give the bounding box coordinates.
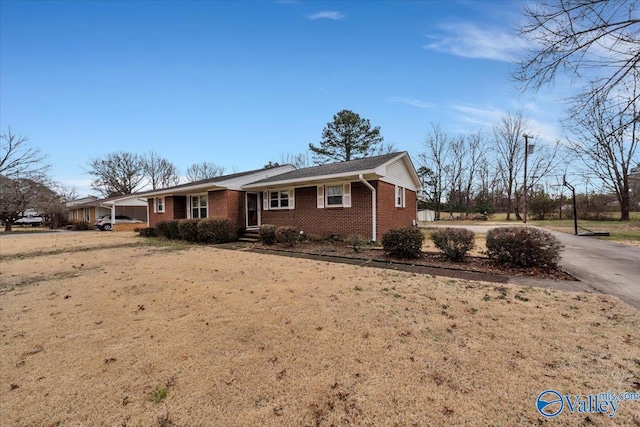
[156,220,180,240]
[275,225,299,247]
[382,227,425,259]
[430,228,475,261]
[73,220,92,231]
[134,227,157,237]
[178,219,199,242]
[486,226,563,268]
[345,235,367,253]
[259,224,277,245]
[198,218,235,244]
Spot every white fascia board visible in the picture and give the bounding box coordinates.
[243,170,382,190]
[141,183,223,198]
[101,196,149,207]
[217,165,296,190]
[139,165,296,197]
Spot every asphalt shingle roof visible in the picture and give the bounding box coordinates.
[251,152,403,185]
[134,167,275,195]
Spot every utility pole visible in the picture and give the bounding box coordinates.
[523,134,533,223]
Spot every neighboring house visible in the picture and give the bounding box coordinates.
[66,194,148,230]
[66,196,101,223]
[144,152,420,241]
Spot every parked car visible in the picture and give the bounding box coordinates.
[95,215,143,231]
[15,216,44,227]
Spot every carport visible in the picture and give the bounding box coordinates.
[100,195,148,231]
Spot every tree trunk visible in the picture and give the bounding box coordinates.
[4,222,13,232]
[505,184,513,221]
[620,187,630,221]
[514,192,522,221]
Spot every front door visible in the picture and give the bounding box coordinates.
[246,193,260,228]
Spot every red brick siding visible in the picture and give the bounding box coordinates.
[260,181,416,240]
[208,190,245,231]
[261,183,373,239]
[148,196,187,227]
[208,191,227,219]
[376,180,417,239]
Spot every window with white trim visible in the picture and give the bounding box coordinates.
[270,190,289,209]
[190,195,207,218]
[154,197,165,213]
[326,185,343,206]
[395,186,405,208]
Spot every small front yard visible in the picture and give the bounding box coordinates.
[1,232,639,426]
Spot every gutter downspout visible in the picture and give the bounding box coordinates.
[359,174,376,242]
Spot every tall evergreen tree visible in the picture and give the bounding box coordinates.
[309,110,384,164]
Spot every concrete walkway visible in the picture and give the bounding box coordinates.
[421,224,640,310]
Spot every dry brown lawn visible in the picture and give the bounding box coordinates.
[1,232,639,426]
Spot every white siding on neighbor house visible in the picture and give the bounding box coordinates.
[380,158,419,191]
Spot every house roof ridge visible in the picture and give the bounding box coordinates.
[245,152,407,186]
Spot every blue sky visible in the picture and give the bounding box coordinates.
[1,0,566,196]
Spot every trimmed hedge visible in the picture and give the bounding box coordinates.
[156,220,180,240]
[430,227,475,261]
[134,227,157,237]
[486,226,563,268]
[178,219,199,242]
[198,218,235,244]
[382,227,425,259]
[73,220,92,231]
[275,225,299,247]
[259,224,277,245]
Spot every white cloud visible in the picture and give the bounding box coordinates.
[452,103,562,143]
[424,22,529,62]
[389,96,434,109]
[453,104,504,127]
[308,11,344,21]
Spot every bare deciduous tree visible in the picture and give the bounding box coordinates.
[0,175,59,232]
[0,127,53,232]
[493,112,527,220]
[419,124,451,219]
[185,162,226,182]
[143,151,181,190]
[564,84,639,220]
[515,0,640,132]
[462,131,491,214]
[0,126,48,178]
[86,152,146,197]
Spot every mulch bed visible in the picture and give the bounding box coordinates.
[253,241,576,281]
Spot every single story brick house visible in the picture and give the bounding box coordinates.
[66,194,148,227]
[143,152,421,241]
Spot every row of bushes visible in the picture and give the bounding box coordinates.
[136,218,236,244]
[256,223,562,268]
[383,226,562,268]
[259,224,300,246]
[427,226,563,268]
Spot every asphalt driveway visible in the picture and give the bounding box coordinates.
[422,224,640,310]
